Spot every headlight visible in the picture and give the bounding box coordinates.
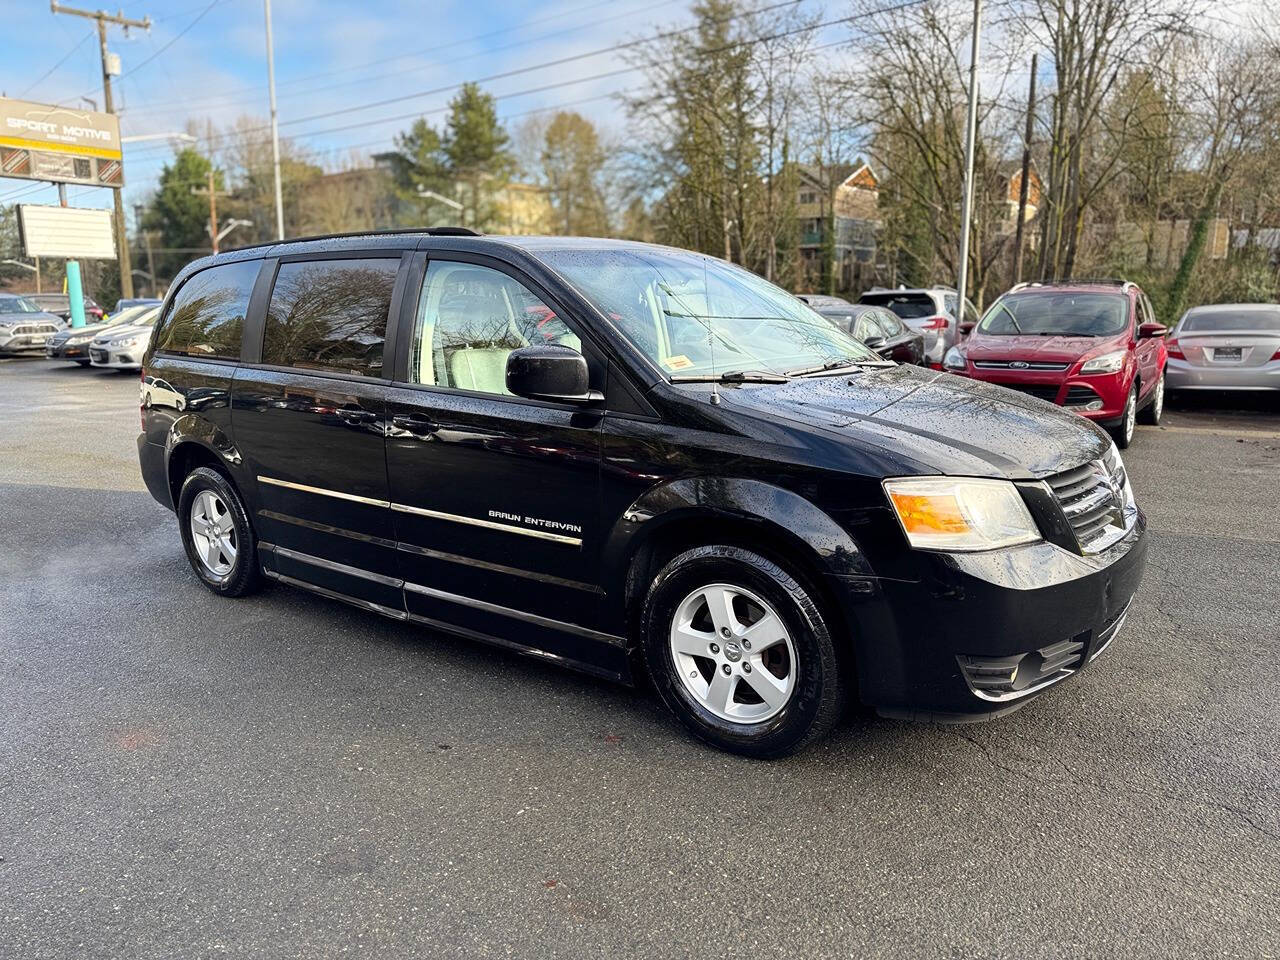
[1080,350,1125,374]
[113,336,141,348]
[883,476,1040,551]
[943,346,967,371]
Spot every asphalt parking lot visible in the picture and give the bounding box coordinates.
[1,358,1278,959]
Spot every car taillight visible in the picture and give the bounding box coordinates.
[1271,346,1280,361]
[1166,338,1185,360]
[921,315,950,330]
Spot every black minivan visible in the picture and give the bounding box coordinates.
[138,230,1147,757]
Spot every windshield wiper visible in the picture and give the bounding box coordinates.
[670,369,791,384]
[784,358,888,376]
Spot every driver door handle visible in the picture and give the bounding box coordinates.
[392,412,438,437]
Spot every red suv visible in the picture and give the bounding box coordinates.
[944,280,1168,448]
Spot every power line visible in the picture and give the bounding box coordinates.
[123,0,684,115]
[121,0,687,121]
[18,30,95,97]
[65,0,218,103]
[124,2,862,160]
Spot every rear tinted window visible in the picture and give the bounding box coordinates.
[1182,308,1280,333]
[262,258,398,377]
[859,292,936,319]
[154,261,259,358]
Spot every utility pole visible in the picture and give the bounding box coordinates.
[50,2,151,300]
[1012,52,1038,284]
[263,0,285,240]
[955,0,983,324]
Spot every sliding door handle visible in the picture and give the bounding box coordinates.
[391,413,439,437]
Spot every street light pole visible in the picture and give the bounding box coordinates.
[264,0,285,241]
[51,2,152,301]
[955,0,983,324]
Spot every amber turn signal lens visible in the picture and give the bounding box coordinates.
[887,491,970,535]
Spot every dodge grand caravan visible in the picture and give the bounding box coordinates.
[138,231,1148,757]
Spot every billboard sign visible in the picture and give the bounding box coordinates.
[0,97,124,188]
[17,204,117,260]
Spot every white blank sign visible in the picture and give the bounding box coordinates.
[18,204,116,260]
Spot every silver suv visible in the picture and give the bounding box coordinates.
[858,286,979,367]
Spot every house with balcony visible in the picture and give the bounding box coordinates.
[795,162,881,290]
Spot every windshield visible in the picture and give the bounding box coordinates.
[0,296,39,314]
[537,247,880,378]
[978,292,1128,337]
[1183,308,1280,333]
[106,305,154,327]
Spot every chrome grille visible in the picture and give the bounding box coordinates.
[1045,453,1132,553]
[973,360,1070,371]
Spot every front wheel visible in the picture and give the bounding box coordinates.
[640,546,844,758]
[177,466,261,597]
[1139,370,1164,425]
[1112,383,1137,449]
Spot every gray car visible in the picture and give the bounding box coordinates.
[1166,304,1280,394]
[857,286,980,367]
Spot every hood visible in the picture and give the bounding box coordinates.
[52,321,110,342]
[719,364,1110,479]
[963,332,1121,364]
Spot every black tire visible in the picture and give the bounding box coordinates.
[1138,370,1164,425]
[1111,383,1137,449]
[640,545,843,758]
[176,466,261,597]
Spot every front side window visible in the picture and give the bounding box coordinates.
[874,310,903,337]
[978,292,1129,337]
[154,260,259,358]
[536,247,877,378]
[409,260,580,395]
[262,258,398,377]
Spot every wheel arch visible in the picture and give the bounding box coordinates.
[605,477,877,656]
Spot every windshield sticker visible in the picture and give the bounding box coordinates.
[661,354,694,370]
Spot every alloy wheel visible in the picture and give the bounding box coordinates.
[1123,388,1136,443]
[189,489,237,577]
[669,583,797,723]
[1152,374,1164,420]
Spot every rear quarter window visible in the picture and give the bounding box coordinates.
[154,260,260,359]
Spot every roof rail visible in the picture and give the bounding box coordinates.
[224,225,483,255]
[1010,277,1134,293]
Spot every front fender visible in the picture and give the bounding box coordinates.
[603,476,877,589]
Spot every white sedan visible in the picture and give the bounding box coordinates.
[89,306,160,371]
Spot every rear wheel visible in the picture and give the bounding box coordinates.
[177,466,261,597]
[1139,370,1164,425]
[641,545,843,758]
[1112,383,1137,449]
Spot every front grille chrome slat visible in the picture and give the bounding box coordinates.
[1044,456,1135,554]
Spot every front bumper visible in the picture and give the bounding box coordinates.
[856,512,1147,721]
[46,340,93,360]
[1166,357,1280,391]
[959,368,1129,421]
[90,344,144,369]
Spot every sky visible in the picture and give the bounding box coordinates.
[0,0,854,218]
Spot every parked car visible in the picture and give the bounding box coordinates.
[46,304,163,365]
[857,286,979,368]
[139,232,1146,758]
[1165,303,1280,394]
[795,293,852,309]
[88,306,160,371]
[113,297,162,314]
[23,293,105,324]
[0,294,62,355]
[815,303,926,365]
[943,280,1167,448]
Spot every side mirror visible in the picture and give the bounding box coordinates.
[1138,321,1167,339]
[506,344,599,403]
[959,320,976,336]
[862,335,886,351]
